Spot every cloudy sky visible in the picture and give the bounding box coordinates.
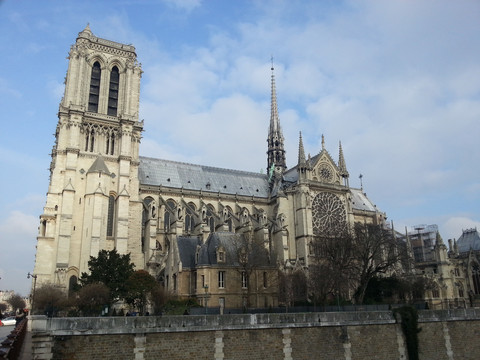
[0,0,479,296]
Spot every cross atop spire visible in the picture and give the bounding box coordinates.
[267,62,286,174]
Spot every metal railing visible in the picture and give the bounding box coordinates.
[0,319,27,360]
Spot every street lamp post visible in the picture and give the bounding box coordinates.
[27,272,37,313]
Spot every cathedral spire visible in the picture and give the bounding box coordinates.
[267,61,286,174]
[338,141,349,187]
[297,132,309,182]
[298,132,306,166]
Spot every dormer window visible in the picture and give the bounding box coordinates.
[217,247,225,263]
[195,245,201,264]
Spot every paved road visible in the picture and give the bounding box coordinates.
[0,325,15,342]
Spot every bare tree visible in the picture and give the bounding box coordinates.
[7,294,26,313]
[33,284,68,316]
[75,283,110,316]
[0,302,7,317]
[309,228,358,305]
[231,231,276,308]
[352,223,409,304]
[278,270,308,310]
[309,223,409,305]
[150,285,169,315]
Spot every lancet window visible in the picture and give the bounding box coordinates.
[85,128,95,152]
[108,66,119,116]
[472,264,480,295]
[88,62,101,113]
[185,203,196,233]
[105,131,115,155]
[206,205,215,233]
[106,193,116,237]
[164,200,176,232]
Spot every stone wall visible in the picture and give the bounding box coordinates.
[29,309,480,360]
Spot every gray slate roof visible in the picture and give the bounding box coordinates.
[138,157,380,213]
[457,228,480,253]
[88,155,111,175]
[177,232,272,269]
[350,189,378,212]
[139,157,270,198]
[177,236,202,269]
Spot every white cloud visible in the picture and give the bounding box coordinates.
[162,0,201,12]
[0,210,38,296]
[443,217,480,241]
[0,78,22,98]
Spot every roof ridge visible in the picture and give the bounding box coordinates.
[139,156,267,178]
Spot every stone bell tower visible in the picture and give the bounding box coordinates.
[33,25,143,290]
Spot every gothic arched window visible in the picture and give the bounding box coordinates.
[68,275,78,296]
[206,205,215,233]
[85,127,96,152]
[164,200,176,232]
[472,264,480,295]
[88,62,101,112]
[106,132,115,155]
[106,193,116,237]
[108,66,119,116]
[185,203,196,233]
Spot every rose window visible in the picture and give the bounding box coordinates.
[312,192,346,235]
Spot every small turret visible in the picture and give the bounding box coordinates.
[297,132,311,183]
[435,231,447,262]
[338,141,349,187]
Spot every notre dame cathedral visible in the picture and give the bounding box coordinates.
[33,26,480,310]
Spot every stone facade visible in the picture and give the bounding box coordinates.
[33,26,389,308]
[29,310,480,360]
[396,226,480,309]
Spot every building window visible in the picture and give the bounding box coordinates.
[263,271,268,288]
[106,132,115,155]
[68,275,78,296]
[85,128,95,152]
[185,204,196,233]
[201,275,205,288]
[432,287,440,298]
[164,200,175,232]
[241,271,247,289]
[173,274,177,291]
[217,247,225,263]
[108,66,119,116]
[88,62,101,112]
[472,264,480,295]
[205,205,215,233]
[455,268,460,277]
[106,194,116,237]
[193,271,197,291]
[218,271,225,289]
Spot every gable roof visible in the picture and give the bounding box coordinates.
[457,228,480,253]
[87,155,111,175]
[139,157,270,198]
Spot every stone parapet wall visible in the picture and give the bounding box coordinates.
[29,309,480,360]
